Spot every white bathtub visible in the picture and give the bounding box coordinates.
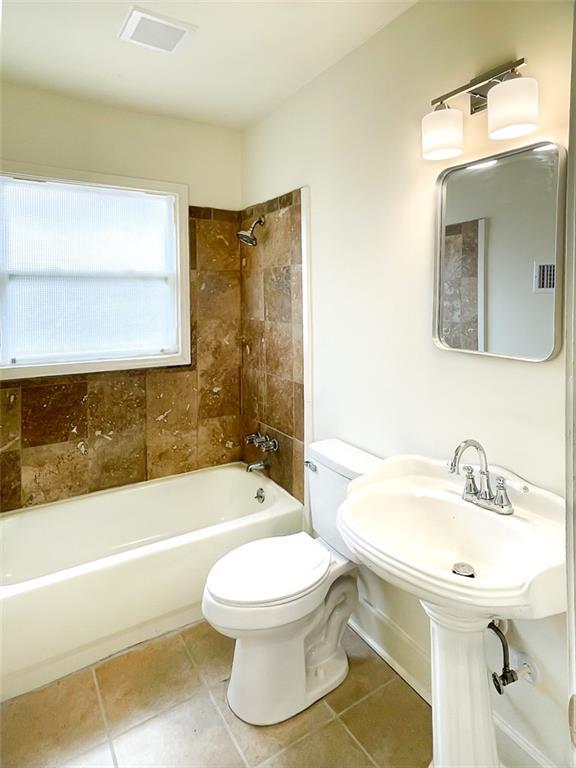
[0,463,304,701]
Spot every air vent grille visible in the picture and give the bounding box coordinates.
[119,8,193,52]
[534,262,556,293]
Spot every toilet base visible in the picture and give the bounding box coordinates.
[227,648,349,726]
[226,576,358,725]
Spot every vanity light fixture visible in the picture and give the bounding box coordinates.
[488,72,539,140]
[421,103,464,161]
[422,58,539,160]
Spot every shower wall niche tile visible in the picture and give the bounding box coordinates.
[0,193,304,512]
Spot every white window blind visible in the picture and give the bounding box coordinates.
[0,175,187,376]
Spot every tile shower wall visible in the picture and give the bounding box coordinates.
[440,220,480,351]
[0,193,303,512]
[0,207,243,512]
[240,190,304,502]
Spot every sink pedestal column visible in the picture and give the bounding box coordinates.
[421,603,499,768]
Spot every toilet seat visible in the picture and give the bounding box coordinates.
[205,532,331,607]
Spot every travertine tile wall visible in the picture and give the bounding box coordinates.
[0,207,243,512]
[240,190,304,502]
[0,192,304,512]
[441,220,480,351]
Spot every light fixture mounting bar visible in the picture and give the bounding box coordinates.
[431,58,526,114]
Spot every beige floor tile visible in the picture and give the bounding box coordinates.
[59,742,115,768]
[324,628,397,713]
[0,670,106,768]
[95,632,202,736]
[211,680,335,766]
[181,621,235,687]
[341,677,432,768]
[113,689,244,768]
[259,719,374,768]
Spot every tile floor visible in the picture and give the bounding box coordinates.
[1,622,432,768]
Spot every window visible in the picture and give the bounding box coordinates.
[0,168,190,379]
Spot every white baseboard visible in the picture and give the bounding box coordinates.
[349,598,552,768]
[348,615,431,704]
[2,604,202,702]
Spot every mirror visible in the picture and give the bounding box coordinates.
[434,142,566,361]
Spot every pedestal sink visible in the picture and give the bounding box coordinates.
[337,455,565,768]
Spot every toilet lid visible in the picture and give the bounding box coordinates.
[206,532,332,606]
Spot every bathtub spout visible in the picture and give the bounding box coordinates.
[246,460,269,473]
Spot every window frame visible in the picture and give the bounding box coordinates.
[0,161,190,380]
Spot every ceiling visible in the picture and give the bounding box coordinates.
[1,1,414,127]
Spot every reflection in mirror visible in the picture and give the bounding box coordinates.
[435,143,564,361]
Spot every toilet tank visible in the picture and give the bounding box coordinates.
[308,439,382,558]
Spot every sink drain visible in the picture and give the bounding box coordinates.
[452,562,475,578]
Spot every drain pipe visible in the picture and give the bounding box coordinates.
[487,621,531,694]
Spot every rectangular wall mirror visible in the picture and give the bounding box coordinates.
[434,142,566,361]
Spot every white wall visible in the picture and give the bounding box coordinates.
[242,3,572,765]
[1,83,242,210]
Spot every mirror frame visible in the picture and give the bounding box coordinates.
[566,9,576,760]
[433,141,567,362]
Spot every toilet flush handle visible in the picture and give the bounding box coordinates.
[304,460,317,472]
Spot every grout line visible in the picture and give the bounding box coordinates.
[179,633,250,768]
[92,626,208,761]
[91,634,219,746]
[91,667,119,768]
[337,716,380,768]
[332,676,398,718]
[252,718,337,768]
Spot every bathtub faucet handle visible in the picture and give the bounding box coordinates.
[245,431,264,445]
[260,436,279,453]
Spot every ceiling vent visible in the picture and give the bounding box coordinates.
[119,8,194,53]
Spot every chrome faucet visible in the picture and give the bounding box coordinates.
[244,432,277,473]
[244,432,279,453]
[448,439,513,515]
[246,460,269,473]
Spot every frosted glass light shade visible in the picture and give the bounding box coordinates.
[488,77,539,140]
[421,107,463,161]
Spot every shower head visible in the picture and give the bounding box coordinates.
[237,216,265,246]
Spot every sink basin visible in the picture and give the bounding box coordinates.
[337,455,566,768]
[337,455,565,619]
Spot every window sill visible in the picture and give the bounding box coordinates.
[0,351,192,381]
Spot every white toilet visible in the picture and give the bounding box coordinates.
[202,439,382,725]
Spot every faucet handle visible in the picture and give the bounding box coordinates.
[462,465,479,499]
[259,436,279,453]
[493,476,514,515]
[245,432,262,445]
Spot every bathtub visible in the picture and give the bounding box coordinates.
[0,463,304,701]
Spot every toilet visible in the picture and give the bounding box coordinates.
[201,439,382,725]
